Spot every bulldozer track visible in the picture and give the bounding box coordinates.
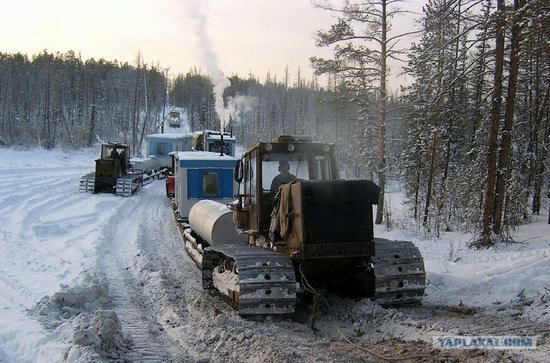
[371,238,426,305]
[203,244,297,316]
[115,174,141,197]
[79,173,95,193]
[106,267,171,362]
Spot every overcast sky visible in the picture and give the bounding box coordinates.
[0,0,424,88]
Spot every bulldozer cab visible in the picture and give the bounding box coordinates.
[232,136,338,236]
[100,143,129,174]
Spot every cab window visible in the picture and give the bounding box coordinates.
[260,153,309,191]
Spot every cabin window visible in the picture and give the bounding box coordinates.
[208,141,231,155]
[202,172,219,196]
[156,143,165,156]
[187,169,233,199]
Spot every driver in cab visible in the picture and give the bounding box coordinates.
[270,160,296,196]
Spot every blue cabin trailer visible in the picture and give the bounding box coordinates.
[145,133,193,168]
[172,151,239,219]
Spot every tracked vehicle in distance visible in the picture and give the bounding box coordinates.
[80,143,168,196]
[179,136,426,315]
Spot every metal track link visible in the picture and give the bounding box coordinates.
[79,173,95,193]
[370,238,426,306]
[142,169,167,186]
[115,174,141,197]
[203,244,297,316]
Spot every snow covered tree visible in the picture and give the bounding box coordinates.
[492,0,525,235]
[479,0,550,245]
[311,0,415,224]
[402,0,477,235]
[402,0,550,242]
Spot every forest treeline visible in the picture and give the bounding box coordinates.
[169,68,407,181]
[0,50,401,177]
[0,51,166,154]
[400,0,550,243]
[0,0,549,245]
[307,0,549,245]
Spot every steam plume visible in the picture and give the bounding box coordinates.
[184,1,230,130]
[185,1,258,131]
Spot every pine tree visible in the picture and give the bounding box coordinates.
[311,0,415,224]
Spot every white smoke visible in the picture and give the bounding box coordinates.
[223,95,258,125]
[184,0,230,130]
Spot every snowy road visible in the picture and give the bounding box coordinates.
[95,186,178,362]
[0,147,549,362]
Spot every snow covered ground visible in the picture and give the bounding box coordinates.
[378,188,550,322]
[0,146,548,362]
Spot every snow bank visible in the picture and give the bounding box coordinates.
[0,146,126,362]
[29,275,130,362]
[377,190,550,323]
[31,275,109,328]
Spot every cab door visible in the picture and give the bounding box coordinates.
[242,149,259,234]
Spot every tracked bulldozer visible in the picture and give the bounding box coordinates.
[79,143,143,197]
[179,136,426,315]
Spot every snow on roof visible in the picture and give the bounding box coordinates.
[146,133,189,140]
[171,151,238,161]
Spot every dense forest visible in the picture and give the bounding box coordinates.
[400,0,550,244]
[0,0,548,245]
[169,68,407,182]
[0,51,166,155]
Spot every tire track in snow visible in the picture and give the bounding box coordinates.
[0,273,34,307]
[130,184,205,360]
[96,187,175,362]
[117,182,203,360]
[0,166,103,307]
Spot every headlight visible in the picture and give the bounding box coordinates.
[265,143,273,151]
[287,144,295,152]
[323,144,330,152]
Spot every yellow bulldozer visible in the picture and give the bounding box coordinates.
[178,136,426,315]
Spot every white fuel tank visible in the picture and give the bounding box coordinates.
[131,156,162,173]
[189,200,248,246]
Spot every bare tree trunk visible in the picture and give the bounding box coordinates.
[423,131,437,227]
[62,109,73,145]
[0,78,8,141]
[532,84,550,214]
[131,54,141,155]
[479,0,505,247]
[493,0,524,234]
[87,83,96,147]
[43,64,52,149]
[161,68,169,133]
[138,65,149,156]
[438,0,462,228]
[375,0,387,225]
